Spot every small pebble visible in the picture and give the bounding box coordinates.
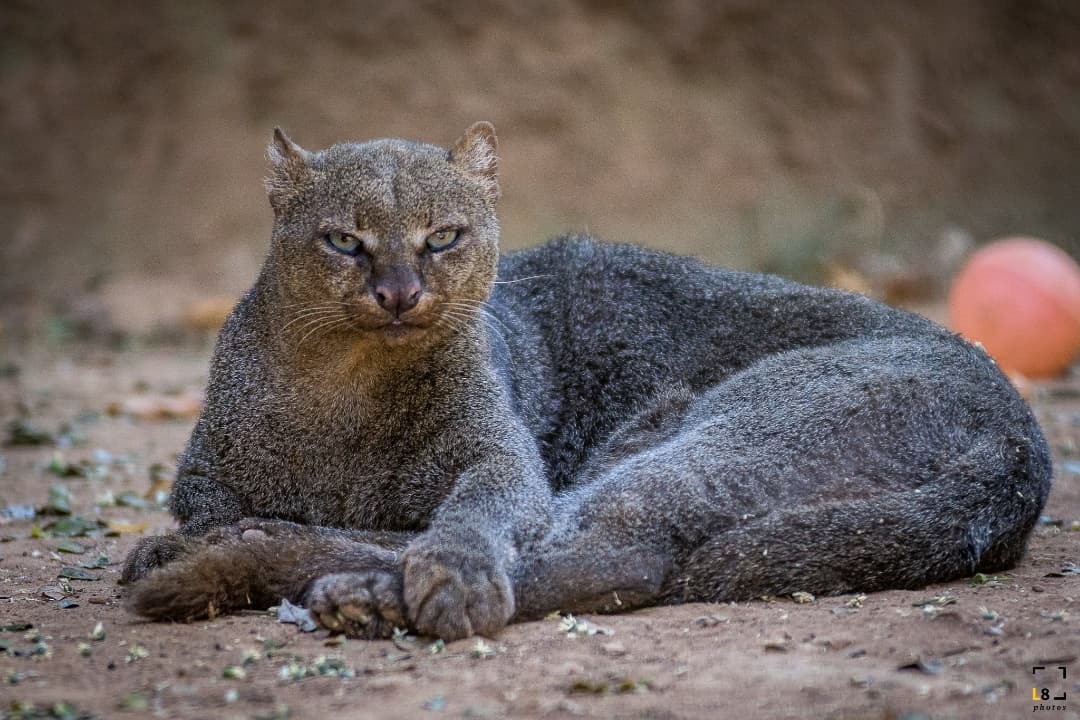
[601,641,626,656]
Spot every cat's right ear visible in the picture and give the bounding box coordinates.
[266,127,313,212]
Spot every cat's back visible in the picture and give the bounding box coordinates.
[492,235,954,485]
[494,235,940,368]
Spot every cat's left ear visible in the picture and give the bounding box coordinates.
[450,121,500,204]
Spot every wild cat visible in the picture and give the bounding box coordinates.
[123,123,1051,640]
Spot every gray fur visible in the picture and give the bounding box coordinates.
[124,124,1051,640]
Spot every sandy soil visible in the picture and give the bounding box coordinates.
[0,341,1077,720]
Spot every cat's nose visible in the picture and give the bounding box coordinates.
[373,268,422,317]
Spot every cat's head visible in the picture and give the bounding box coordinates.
[264,122,500,350]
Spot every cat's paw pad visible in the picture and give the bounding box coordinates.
[402,541,514,641]
[306,571,405,640]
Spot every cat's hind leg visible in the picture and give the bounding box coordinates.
[663,435,1045,603]
[514,335,1051,617]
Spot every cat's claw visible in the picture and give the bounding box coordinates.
[306,571,405,639]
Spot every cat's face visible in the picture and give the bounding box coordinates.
[265,123,500,349]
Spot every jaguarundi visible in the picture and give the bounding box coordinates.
[122,122,1051,641]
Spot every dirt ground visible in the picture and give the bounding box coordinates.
[2,2,1080,718]
[0,334,1077,720]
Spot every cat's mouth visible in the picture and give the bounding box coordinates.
[383,318,420,331]
[376,317,431,343]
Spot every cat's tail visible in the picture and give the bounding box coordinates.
[664,435,1051,603]
[126,529,406,622]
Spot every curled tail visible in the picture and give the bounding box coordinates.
[126,527,408,622]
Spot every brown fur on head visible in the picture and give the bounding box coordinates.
[264,122,501,354]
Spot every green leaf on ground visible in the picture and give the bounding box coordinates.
[58,567,100,581]
[43,484,73,515]
[55,539,86,554]
[43,516,106,538]
[79,554,110,569]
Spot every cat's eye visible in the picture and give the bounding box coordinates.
[425,228,460,252]
[325,231,361,256]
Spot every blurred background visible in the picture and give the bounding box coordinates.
[2,0,1080,341]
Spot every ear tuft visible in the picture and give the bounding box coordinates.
[265,127,313,211]
[450,121,500,203]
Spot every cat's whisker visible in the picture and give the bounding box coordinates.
[432,313,472,340]
[439,303,487,322]
[476,313,511,346]
[282,314,343,336]
[442,300,513,338]
[437,307,476,330]
[296,316,351,350]
[281,307,350,333]
[439,306,507,347]
[287,311,348,340]
[437,308,483,339]
[281,304,352,315]
[437,302,481,316]
[279,300,353,309]
[279,303,353,318]
[492,274,552,285]
[444,298,503,312]
[478,309,513,337]
[480,319,508,348]
[441,303,505,333]
[432,315,462,336]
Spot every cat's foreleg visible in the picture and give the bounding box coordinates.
[401,426,552,640]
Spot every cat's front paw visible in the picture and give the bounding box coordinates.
[121,534,191,584]
[123,523,257,584]
[402,539,514,641]
[306,571,405,640]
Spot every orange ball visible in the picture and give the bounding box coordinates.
[948,237,1080,378]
